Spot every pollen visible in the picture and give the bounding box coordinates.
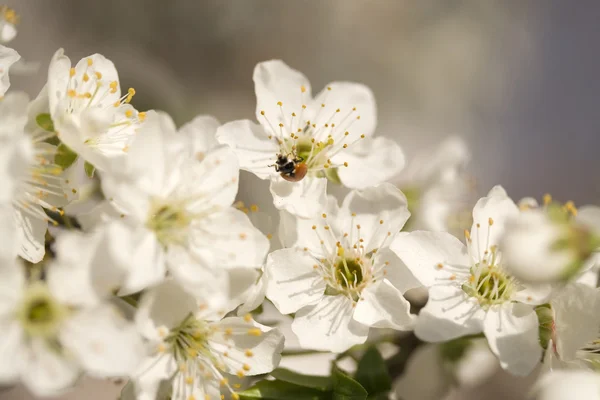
[67,89,76,98]
[95,71,102,79]
[245,349,253,357]
[301,85,306,93]
[543,193,552,206]
[239,233,247,240]
[277,101,282,106]
[243,364,251,371]
[244,314,252,322]
[247,328,262,336]
[436,263,443,270]
[83,73,89,82]
[69,68,76,77]
[87,58,93,66]
[125,109,133,118]
[236,370,245,378]
[488,217,494,225]
[138,111,147,121]
[185,376,194,385]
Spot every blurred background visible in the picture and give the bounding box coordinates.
[3,0,599,399]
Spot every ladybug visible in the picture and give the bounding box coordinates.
[273,154,308,182]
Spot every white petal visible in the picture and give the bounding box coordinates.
[253,60,311,125]
[270,175,327,218]
[265,248,326,314]
[310,81,376,143]
[135,279,198,340]
[535,370,600,400]
[390,231,468,287]
[339,183,410,253]
[181,145,240,211]
[512,283,553,305]
[353,279,415,330]
[551,283,600,362]
[0,45,20,96]
[21,339,79,397]
[47,49,71,116]
[120,229,166,295]
[455,339,499,387]
[334,137,405,189]
[278,195,339,257]
[483,303,541,376]
[470,185,518,261]
[189,208,269,269]
[292,295,369,353]
[0,320,24,383]
[0,255,24,315]
[61,306,145,377]
[216,119,279,179]
[212,317,284,376]
[373,248,421,293]
[132,354,177,400]
[15,208,47,264]
[237,272,267,316]
[177,115,220,157]
[415,285,485,342]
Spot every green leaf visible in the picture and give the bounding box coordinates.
[237,379,329,400]
[54,143,78,170]
[271,368,332,391]
[332,365,368,400]
[84,161,96,178]
[36,113,55,132]
[355,346,392,395]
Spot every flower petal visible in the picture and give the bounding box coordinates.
[512,283,553,305]
[0,320,24,383]
[390,231,468,287]
[216,119,279,179]
[551,283,600,362]
[535,370,600,400]
[190,208,269,269]
[310,81,376,143]
[470,185,518,261]
[253,60,311,125]
[0,45,20,96]
[120,229,166,295]
[278,195,339,257]
[181,145,240,211]
[270,175,327,218]
[392,344,449,400]
[339,183,410,253]
[373,248,421,293]
[136,280,198,341]
[177,115,220,157]
[212,317,284,376]
[334,136,405,189]
[132,354,177,400]
[415,285,485,342]
[292,295,369,353]
[61,305,145,377]
[265,248,326,314]
[353,279,415,330]
[483,303,541,376]
[21,338,79,397]
[15,208,46,264]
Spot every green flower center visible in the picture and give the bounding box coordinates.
[462,264,514,307]
[166,315,212,362]
[334,258,364,288]
[146,200,192,247]
[19,283,66,338]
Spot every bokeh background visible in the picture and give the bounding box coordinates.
[2,0,600,399]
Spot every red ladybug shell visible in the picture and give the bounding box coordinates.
[281,162,308,182]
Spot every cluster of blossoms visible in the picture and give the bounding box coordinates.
[1,7,600,400]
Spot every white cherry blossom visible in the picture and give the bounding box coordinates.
[266,183,418,352]
[100,111,269,295]
[0,6,17,43]
[501,200,600,284]
[48,49,146,172]
[216,60,404,218]
[0,43,19,96]
[0,249,144,396]
[0,91,74,263]
[391,185,551,375]
[131,279,284,400]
